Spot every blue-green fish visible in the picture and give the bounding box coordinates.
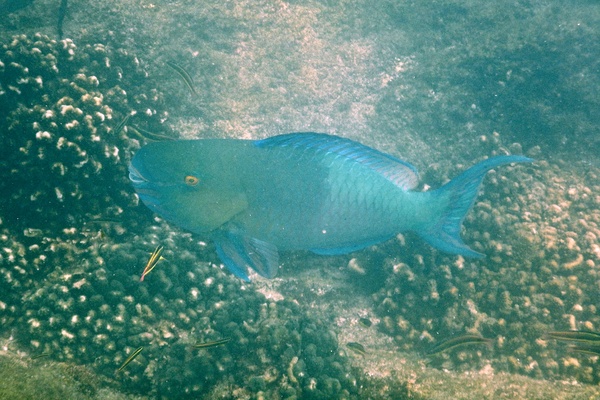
[129,133,531,281]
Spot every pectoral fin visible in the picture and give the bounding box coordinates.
[213,231,280,281]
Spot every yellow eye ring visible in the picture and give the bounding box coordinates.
[184,175,199,186]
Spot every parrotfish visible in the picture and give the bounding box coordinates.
[426,334,493,356]
[129,133,531,281]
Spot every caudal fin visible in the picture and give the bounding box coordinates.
[418,155,532,257]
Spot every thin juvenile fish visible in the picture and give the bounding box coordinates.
[126,125,146,142]
[166,61,198,96]
[130,125,176,142]
[85,218,122,225]
[568,344,600,356]
[117,346,143,371]
[358,317,372,328]
[193,338,231,349]
[546,330,600,344]
[113,114,131,136]
[346,342,367,356]
[31,352,51,360]
[427,334,493,355]
[140,246,164,282]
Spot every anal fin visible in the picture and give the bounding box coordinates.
[310,235,393,256]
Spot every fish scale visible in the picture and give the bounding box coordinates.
[320,158,400,245]
[244,141,400,251]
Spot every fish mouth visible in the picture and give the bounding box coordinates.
[128,163,149,185]
[128,162,163,205]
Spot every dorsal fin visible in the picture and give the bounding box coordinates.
[255,133,419,190]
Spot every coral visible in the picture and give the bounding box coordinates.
[0,32,168,322]
[0,33,362,399]
[7,221,358,398]
[0,33,166,236]
[372,132,600,384]
[1,21,598,397]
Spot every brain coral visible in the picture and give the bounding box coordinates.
[0,33,166,236]
[373,134,600,384]
[0,32,167,359]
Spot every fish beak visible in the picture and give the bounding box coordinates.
[128,163,149,184]
[128,162,165,210]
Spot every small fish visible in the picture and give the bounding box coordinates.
[193,338,231,349]
[546,330,600,344]
[346,342,367,356]
[129,125,176,142]
[427,334,493,356]
[117,346,143,371]
[166,61,198,96]
[568,344,600,356]
[31,352,51,360]
[126,126,148,142]
[113,114,131,136]
[85,218,122,225]
[140,246,164,282]
[358,317,372,328]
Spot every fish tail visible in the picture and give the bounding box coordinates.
[418,155,532,257]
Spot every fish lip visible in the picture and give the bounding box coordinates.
[128,162,163,204]
[128,163,149,184]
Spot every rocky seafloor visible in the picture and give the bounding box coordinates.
[371,138,600,383]
[1,20,599,400]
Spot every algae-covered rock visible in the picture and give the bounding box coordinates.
[372,134,600,384]
[0,33,166,236]
[0,351,141,400]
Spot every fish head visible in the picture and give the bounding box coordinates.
[129,140,248,233]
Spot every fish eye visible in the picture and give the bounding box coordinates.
[184,175,199,186]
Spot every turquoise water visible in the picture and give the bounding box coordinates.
[0,1,599,398]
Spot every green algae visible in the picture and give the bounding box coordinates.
[0,352,141,400]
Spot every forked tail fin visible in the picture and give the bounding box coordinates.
[418,155,532,257]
